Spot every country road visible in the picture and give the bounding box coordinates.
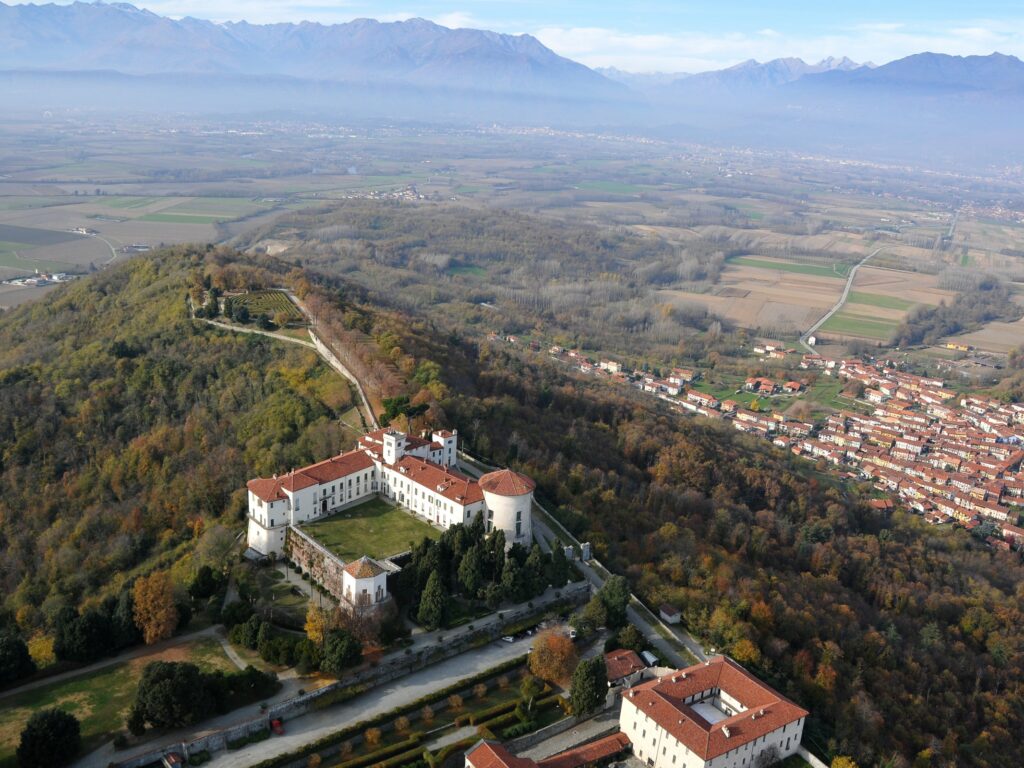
[800,246,884,352]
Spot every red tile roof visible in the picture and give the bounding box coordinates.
[538,733,631,768]
[395,456,485,505]
[247,449,374,502]
[466,741,537,768]
[479,469,536,497]
[605,649,646,682]
[247,477,287,503]
[343,556,386,579]
[625,656,808,760]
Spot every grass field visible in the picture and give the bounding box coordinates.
[228,290,304,323]
[100,196,163,209]
[0,248,78,273]
[449,264,487,277]
[138,212,227,224]
[819,311,898,340]
[731,257,849,279]
[302,498,440,561]
[0,223,82,246]
[846,291,916,311]
[578,180,643,195]
[0,637,237,767]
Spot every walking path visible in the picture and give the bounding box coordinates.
[196,290,378,430]
[202,634,536,768]
[799,246,884,352]
[520,708,621,761]
[0,626,222,702]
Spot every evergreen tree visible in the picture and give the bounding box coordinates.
[133,661,215,728]
[321,630,362,675]
[417,571,448,630]
[598,575,631,629]
[501,557,524,602]
[458,543,485,596]
[17,709,81,768]
[570,656,607,717]
[487,529,506,581]
[111,590,143,650]
[524,545,547,597]
[547,545,570,587]
[0,633,36,685]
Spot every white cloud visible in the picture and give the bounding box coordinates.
[433,11,478,29]
[535,20,1024,73]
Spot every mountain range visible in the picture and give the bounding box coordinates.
[0,1,617,97]
[1,1,1023,166]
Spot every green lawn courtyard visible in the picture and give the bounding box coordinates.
[301,498,440,561]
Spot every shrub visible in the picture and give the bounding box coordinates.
[500,720,536,739]
[189,750,212,766]
[364,727,382,747]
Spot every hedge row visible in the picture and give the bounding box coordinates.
[500,720,537,739]
[311,683,371,711]
[248,656,527,768]
[368,744,430,768]
[425,736,480,768]
[467,699,519,726]
[227,727,270,750]
[337,735,423,768]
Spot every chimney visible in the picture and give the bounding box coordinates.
[722,726,731,738]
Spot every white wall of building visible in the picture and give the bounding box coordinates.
[483,488,532,545]
[342,569,389,606]
[621,696,805,768]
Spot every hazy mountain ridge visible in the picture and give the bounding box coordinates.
[0,1,619,96]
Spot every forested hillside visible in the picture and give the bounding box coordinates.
[241,201,735,356]
[0,248,355,623]
[380,319,1024,768]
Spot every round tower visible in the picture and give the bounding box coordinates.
[479,469,535,546]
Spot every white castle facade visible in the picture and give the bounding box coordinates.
[245,427,534,558]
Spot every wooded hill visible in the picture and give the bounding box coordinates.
[240,201,736,356]
[0,247,356,624]
[378,315,1024,768]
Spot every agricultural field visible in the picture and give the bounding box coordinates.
[227,290,304,323]
[0,637,238,767]
[730,256,850,279]
[819,310,899,341]
[302,498,440,562]
[660,261,844,334]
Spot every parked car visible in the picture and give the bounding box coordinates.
[501,635,515,643]
[568,628,578,640]
[271,719,285,735]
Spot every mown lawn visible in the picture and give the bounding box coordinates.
[0,637,237,767]
[302,498,440,561]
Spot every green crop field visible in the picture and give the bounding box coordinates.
[100,196,163,209]
[227,290,303,323]
[731,257,849,279]
[819,311,898,340]
[0,247,77,273]
[0,637,236,767]
[302,498,440,561]
[846,291,917,310]
[138,212,226,224]
[578,180,643,194]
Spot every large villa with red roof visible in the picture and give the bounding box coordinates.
[622,656,808,768]
[245,427,534,560]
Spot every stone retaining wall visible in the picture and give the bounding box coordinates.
[286,525,347,600]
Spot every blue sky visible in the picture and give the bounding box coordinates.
[15,1,1024,71]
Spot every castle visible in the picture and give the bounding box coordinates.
[245,427,534,559]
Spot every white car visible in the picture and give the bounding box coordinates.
[501,635,515,643]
